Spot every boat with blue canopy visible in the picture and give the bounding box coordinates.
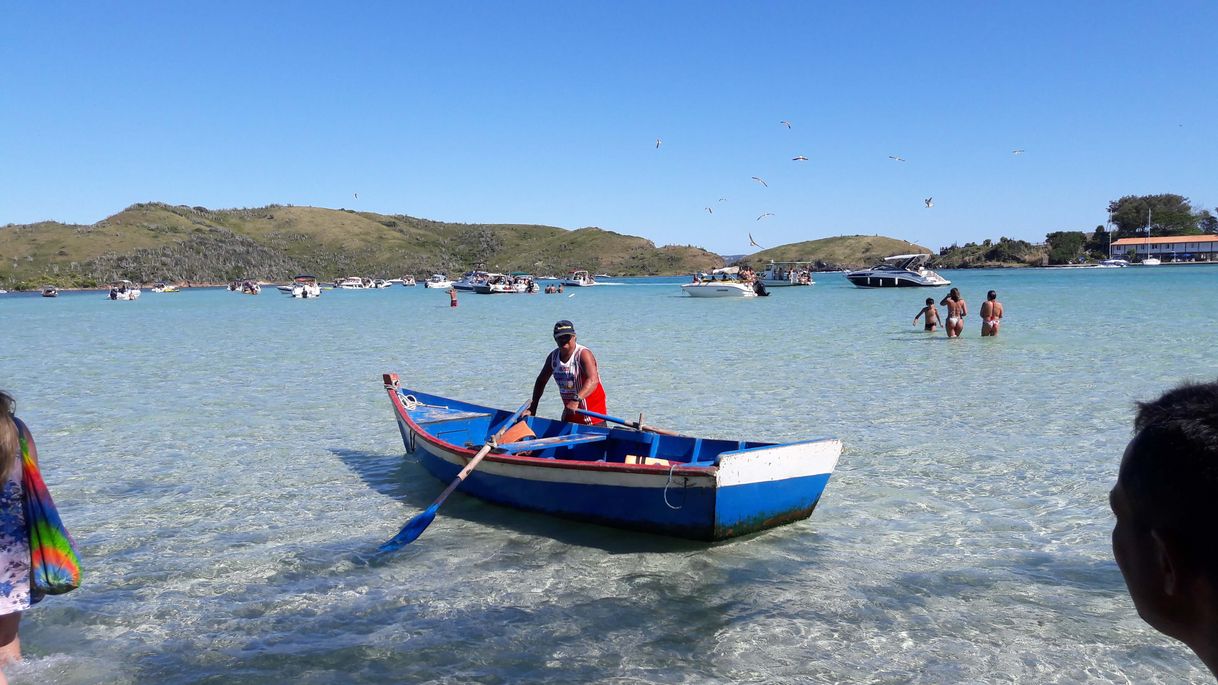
[381,374,842,541]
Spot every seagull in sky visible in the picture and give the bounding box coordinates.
[749,232,765,248]
[751,176,768,187]
[656,138,662,149]
[780,120,791,129]
[718,197,727,202]
[924,197,934,208]
[705,207,713,214]
[888,155,906,162]
[354,192,358,199]
[1012,149,1024,155]
[792,155,808,161]
[756,212,774,221]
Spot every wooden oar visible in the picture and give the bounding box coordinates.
[378,403,529,552]
[572,408,681,436]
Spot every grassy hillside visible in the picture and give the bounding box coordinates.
[744,235,933,270]
[932,237,1046,268]
[0,203,724,288]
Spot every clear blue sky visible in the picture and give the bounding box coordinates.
[2,1,1214,253]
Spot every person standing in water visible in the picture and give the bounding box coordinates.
[980,290,1003,337]
[940,288,967,338]
[913,297,940,332]
[525,320,606,425]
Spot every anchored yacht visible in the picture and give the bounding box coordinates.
[845,254,951,288]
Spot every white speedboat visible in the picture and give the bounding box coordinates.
[1098,259,1130,268]
[423,274,452,289]
[400,275,416,286]
[563,270,597,287]
[278,275,321,298]
[758,261,814,286]
[335,277,366,289]
[452,270,490,291]
[240,280,261,295]
[1140,257,1161,266]
[845,254,951,288]
[681,281,758,298]
[150,282,181,293]
[370,279,391,289]
[108,280,141,300]
[42,286,58,298]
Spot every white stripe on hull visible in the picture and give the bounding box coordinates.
[716,440,841,487]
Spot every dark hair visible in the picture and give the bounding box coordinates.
[925,297,933,305]
[988,290,997,300]
[1123,381,1218,574]
[0,392,17,478]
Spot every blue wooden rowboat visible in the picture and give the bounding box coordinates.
[382,374,842,541]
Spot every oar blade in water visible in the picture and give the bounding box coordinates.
[378,504,438,552]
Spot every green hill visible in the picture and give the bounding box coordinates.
[744,235,933,270]
[0,203,724,288]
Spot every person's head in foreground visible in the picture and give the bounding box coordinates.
[1111,380,1218,676]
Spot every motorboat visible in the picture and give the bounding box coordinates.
[451,271,490,291]
[681,280,759,298]
[108,280,141,300]
[240,280,261,295]
[423,274,453,289]
[41,286,58,298]
[1140,257,1161,266]
[381,375,841,541]
[474,273,538,294]
[400,275,416,287]
[1098,259,1130,268]
[757,261,814,286]
[277,275,321,298]
[150,282,180,293]
[370,279,391,289]
[845,254,951,288]
[335,277,366,289]
[563,270,597,287]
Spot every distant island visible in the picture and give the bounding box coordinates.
[0,203,725,289]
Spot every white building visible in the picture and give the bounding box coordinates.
[1110,235,1218,262]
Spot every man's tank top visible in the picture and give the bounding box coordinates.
[549,344,587,401]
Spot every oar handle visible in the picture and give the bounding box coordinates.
[427,403,529,509]
[572,408,680,436]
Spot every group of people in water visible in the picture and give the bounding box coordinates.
[913,288,1004,338]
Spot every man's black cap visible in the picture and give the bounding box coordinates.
[553,320,576,340]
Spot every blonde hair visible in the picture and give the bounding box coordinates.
[0,392,18,478]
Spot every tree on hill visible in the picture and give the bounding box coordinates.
[1108,194,1205,237]
[1045,231,1087,264]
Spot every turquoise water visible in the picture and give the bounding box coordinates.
[2,267,1216,683]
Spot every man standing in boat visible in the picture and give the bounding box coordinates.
[525,320,607,425]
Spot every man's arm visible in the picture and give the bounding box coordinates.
[526,360,553,416]
[913,307,925,323]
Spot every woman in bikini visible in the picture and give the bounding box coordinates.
[980,290,1003,336]
[940,288,967,338]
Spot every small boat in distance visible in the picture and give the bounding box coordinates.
[41,286,58,298]
[563,270,597,287]
[1098,259,1130,268]
[335,277,366,289]
[382,375,841,540]
[150,282,180,293]
[277,275,321,298]
[451,271,489,291]
[108,280,141,300]
[399,275,416,286]
[846,254,951,288]
[423,274,453,289]
[758,261,814,286]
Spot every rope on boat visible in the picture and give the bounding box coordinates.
[663,463,683,510]
[401,394,447,410]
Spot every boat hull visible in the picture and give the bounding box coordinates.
[681,283,757,298]
[383,379,839,540]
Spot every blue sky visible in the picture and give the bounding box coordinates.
[2,1,1214,253]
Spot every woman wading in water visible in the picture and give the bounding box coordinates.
[0,392,33,684]
[940,288,967,338]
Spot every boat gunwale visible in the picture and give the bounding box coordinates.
[384,377,716,478]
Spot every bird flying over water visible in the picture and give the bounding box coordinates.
[756,212,774,221]
[749,233,764,248]
[705,207,713,214]
[751,176,768,187]
[354,192,358,199]
[780,120,791,129]
[792,155,808,161]
[888,155,905,162]
[924,197,934,208]
[1012,149,1024,155]
[656,138,662,149]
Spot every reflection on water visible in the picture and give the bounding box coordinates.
[3,268,1215,682]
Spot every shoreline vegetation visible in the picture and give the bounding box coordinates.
[3,194,1216,290]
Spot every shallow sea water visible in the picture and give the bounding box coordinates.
[2,267,1216,683]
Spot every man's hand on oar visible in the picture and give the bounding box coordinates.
[572,408,680,436]
[378,403,529,552]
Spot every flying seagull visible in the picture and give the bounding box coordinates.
[888,155,906,162]
[705,207,713,214]
[792,155,808,161]
[749,233,764,248]
[656,138,662,149]
[354,192,358,199]
[756,212,774,221]
[924,197,934,208]
[751,176,768,187]
[780,120,791,129]
[1012,149,1024,155]
[718,197,727,202]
